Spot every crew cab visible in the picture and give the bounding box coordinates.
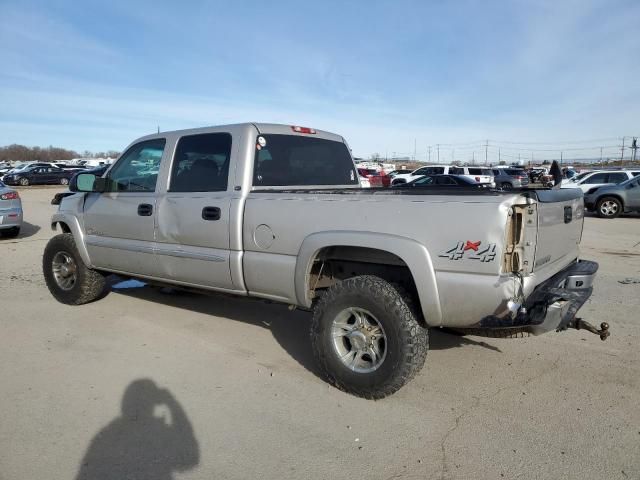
[43,123,604,399]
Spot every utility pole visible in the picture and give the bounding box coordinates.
[621,136,626,161]
[157,126,160,134]
[437,144,440,163]
[560,151,563,165]
[452,148,455,162]
[518,153,521,164]
[600,147,603,163]
[428,146,431,163]
[485,139,488,164]
[472,151,475,163]
[498,148,501,164]
[631,137,638,162]
[413,139,417,161]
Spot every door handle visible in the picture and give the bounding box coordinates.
[137,203,153,216]
[202,206,221,221]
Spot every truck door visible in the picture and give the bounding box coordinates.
[83,138,166,277]
[154,131,235,290]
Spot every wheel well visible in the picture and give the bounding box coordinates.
[307,246,422,319]
[53,221,71,234]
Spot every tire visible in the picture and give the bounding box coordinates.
[43,233,107,305]
[0,227,20,238]
[60,177,69,185]
[500,182,513,191]
[18,177,29,186]
[596,197,622,219]
[311,275,428,399]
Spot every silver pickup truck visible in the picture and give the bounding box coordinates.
[43,123,606,399]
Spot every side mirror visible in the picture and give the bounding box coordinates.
[71,173,107,193]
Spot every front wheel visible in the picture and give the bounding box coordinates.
[500,182,513,191]
[60,177,69,185]
[311,275,428,399]
[43,233,107,304]
[596,197,622,218]
[18,177,29,186]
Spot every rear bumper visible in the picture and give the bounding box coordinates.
[0,207,23,228]
[477,260,598,334]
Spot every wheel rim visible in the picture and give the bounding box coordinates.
[501,183,512,190]
[599,200,618,217]
[61,178,69,185]
[331,307,387,373]
[19,178,28,186]
[52,251,78,291]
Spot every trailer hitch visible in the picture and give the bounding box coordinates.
[568,318,610,341]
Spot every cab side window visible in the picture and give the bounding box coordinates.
[107,139,166,192]
[607,172,628,184]
[170,133,232,192]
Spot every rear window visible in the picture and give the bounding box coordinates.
[505,169,522,175]
[253,135,358,186]
[467,168,485,175]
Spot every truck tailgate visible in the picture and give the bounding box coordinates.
[533,188,584,272]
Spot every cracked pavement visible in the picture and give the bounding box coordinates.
[1,188,638,480]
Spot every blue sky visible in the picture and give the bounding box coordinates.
[1,0,639,162]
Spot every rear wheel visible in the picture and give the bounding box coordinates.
[60,177,69,185]
[43,233,107,304]
[500,182,513,190]
[596,197,622,218]
[311,275,428,399]
[18,177,29,186]
[0,227,20,238]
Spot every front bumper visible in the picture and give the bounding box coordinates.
[478,260,598,335]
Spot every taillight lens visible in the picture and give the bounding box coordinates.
[0,191,19,200]
[291,125,316,134]
[475,176,481,182]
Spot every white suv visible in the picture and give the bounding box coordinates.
[561,170,640,193]
[391,165,495,187]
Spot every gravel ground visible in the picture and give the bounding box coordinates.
[1,187,638,480]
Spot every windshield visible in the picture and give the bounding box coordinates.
[253,135,358,187]
[571,171,591,183]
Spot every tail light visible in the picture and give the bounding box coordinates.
[0,191,19,200]
[291,126,316,134]
[475,176,481,182]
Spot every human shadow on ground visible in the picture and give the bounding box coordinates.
[76,379,199,480]
[114,284,501,381]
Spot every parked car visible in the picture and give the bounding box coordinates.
[0,180,23,237]
[391,165,494,187]
[43,122,604,399]
[2,165,75,186]
[357,168,391,187]
[583,175,640,218]
[2,162,53,178]
[561,170,640,193]
[492,168,530,190]
[392,174,491,189]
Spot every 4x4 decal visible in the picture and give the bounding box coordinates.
[439,241,497,262]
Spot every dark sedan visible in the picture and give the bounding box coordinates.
[2,165,75,186]
[393,174,492,189]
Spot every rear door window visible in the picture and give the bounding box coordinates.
[607,172,628,184]
[253,135,357,186]
[170,133,232,192]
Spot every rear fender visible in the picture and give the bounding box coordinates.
[295,231,443,326]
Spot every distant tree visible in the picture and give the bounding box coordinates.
[542,160,550,165]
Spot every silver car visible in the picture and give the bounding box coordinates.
[0,180,23,237]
